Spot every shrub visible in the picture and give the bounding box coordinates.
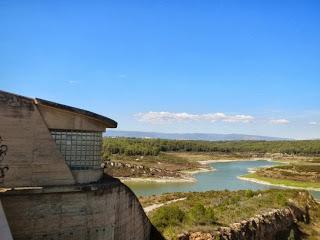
[204,207,216,224]
[245,190,255,198]
[163,226,178,240]
[276,192,287,206]
[188,203,216,225]
[151,205,185,231]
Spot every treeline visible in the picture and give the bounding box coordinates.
[102,137,320,156]
[103,137,161,156]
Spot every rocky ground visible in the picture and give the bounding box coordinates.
[177,207,310,240]
[103,160,185,178]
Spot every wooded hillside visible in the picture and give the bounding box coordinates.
[103,137,320,156]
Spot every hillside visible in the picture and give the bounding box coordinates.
[103,137,320,156]
[142,189,320,240]
[106,130,290,141]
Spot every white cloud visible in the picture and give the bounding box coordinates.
[135,111,254,124]
[270,119,290,125]
[309,121,318,125]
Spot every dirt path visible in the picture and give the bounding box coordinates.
[143,197,187,214]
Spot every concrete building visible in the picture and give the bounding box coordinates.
[0,90,158,240]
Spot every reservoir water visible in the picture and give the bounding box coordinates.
[125,160,320,200]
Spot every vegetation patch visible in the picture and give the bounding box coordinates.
[243,173,320,189]
[242,163,320,190]
[145,189,319,239]
[103,137,320,156]
[139,192,188,208]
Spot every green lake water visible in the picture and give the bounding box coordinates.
[125,160,320,200]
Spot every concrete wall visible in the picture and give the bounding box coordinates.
[0,91,157,240]
[0,91,75,187]
[0,200,13,240]
[71,169,103,184]
[37,104,107,132]
[1,180,152,240]
[0,91,156,240]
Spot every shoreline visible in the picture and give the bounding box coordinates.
[119,159,280,184]
[238,176,320,192]
[198,158,284,165]
[182,167,215,175]
[119,166,215,184]
[119,176,196,183]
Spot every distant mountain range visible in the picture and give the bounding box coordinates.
[105,130,291,141]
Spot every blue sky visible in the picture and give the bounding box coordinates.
[1,1,320,139]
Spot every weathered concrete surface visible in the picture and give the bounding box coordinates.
[0,90,75,187]
[36,98,117,129]
[0,91,162,240]
[1,179,153,240]
[0,199,13,240]
[71,169,103,184]
[37,104,109,132]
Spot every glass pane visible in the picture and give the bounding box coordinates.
[51,130,102,169]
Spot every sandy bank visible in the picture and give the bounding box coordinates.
[238,176,320,192]
[182,167,215,175]
[198,158,285,165]
[119,176,196,183]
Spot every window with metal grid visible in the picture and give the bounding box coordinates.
[50,130,102,170]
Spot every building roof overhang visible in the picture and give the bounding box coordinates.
[35,98,118,129]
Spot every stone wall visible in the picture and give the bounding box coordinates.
[1,179,154,240]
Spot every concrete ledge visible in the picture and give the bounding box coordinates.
[0,177,121,195]
[71,169,103,184]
